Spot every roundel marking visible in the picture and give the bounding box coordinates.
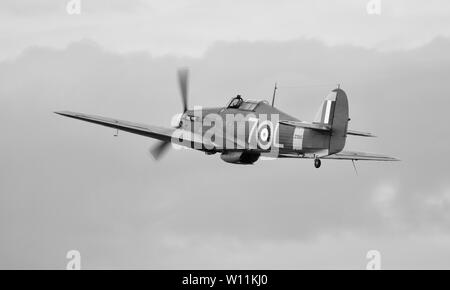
[259,127,269,142]
[257,120,273,150]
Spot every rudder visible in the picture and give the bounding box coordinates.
[313,88,349,154]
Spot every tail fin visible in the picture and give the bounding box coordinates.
[314,88,349,154]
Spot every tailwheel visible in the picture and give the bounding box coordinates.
[314,158,321,168]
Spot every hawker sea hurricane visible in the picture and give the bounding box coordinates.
[56,69,398,168]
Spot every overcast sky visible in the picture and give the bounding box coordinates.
[2,0,450,59]
[1,0,450,269]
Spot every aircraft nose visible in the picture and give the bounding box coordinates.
[171,113,184,128]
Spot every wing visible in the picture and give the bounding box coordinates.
[323,151,399,161]
[279,150,399,161]
[55,111,177,141]
[55,111,240,151]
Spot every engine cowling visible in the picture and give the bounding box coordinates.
[220,151,260,164]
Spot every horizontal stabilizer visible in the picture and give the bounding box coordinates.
[281,120,376,138]
[279,120,330,132]
[347,129,376,137]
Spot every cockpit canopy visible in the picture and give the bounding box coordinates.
[226,95,260,111]
[227,95,243,109]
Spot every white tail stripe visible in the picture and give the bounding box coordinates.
[293,127,304,150]
[323,100,332,124]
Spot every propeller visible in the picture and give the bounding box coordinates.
[149,141,172,160]
[178,68,189,113]
[149,68,189,160]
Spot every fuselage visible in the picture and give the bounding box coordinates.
[179,101,331,158]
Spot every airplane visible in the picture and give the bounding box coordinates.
[55,69,398,168]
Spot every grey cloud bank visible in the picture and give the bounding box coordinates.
[1,37,450,268]
[2,0,450,60]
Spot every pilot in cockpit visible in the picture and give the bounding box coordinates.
[227,95,243,109]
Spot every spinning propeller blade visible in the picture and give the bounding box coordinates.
[149,68,190,161]
[178,68,189,113]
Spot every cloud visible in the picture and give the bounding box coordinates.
[1,37,450,268]
[371,183,398,220]
[3,0,450,61]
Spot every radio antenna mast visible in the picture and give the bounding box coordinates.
[271,82,278,107]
